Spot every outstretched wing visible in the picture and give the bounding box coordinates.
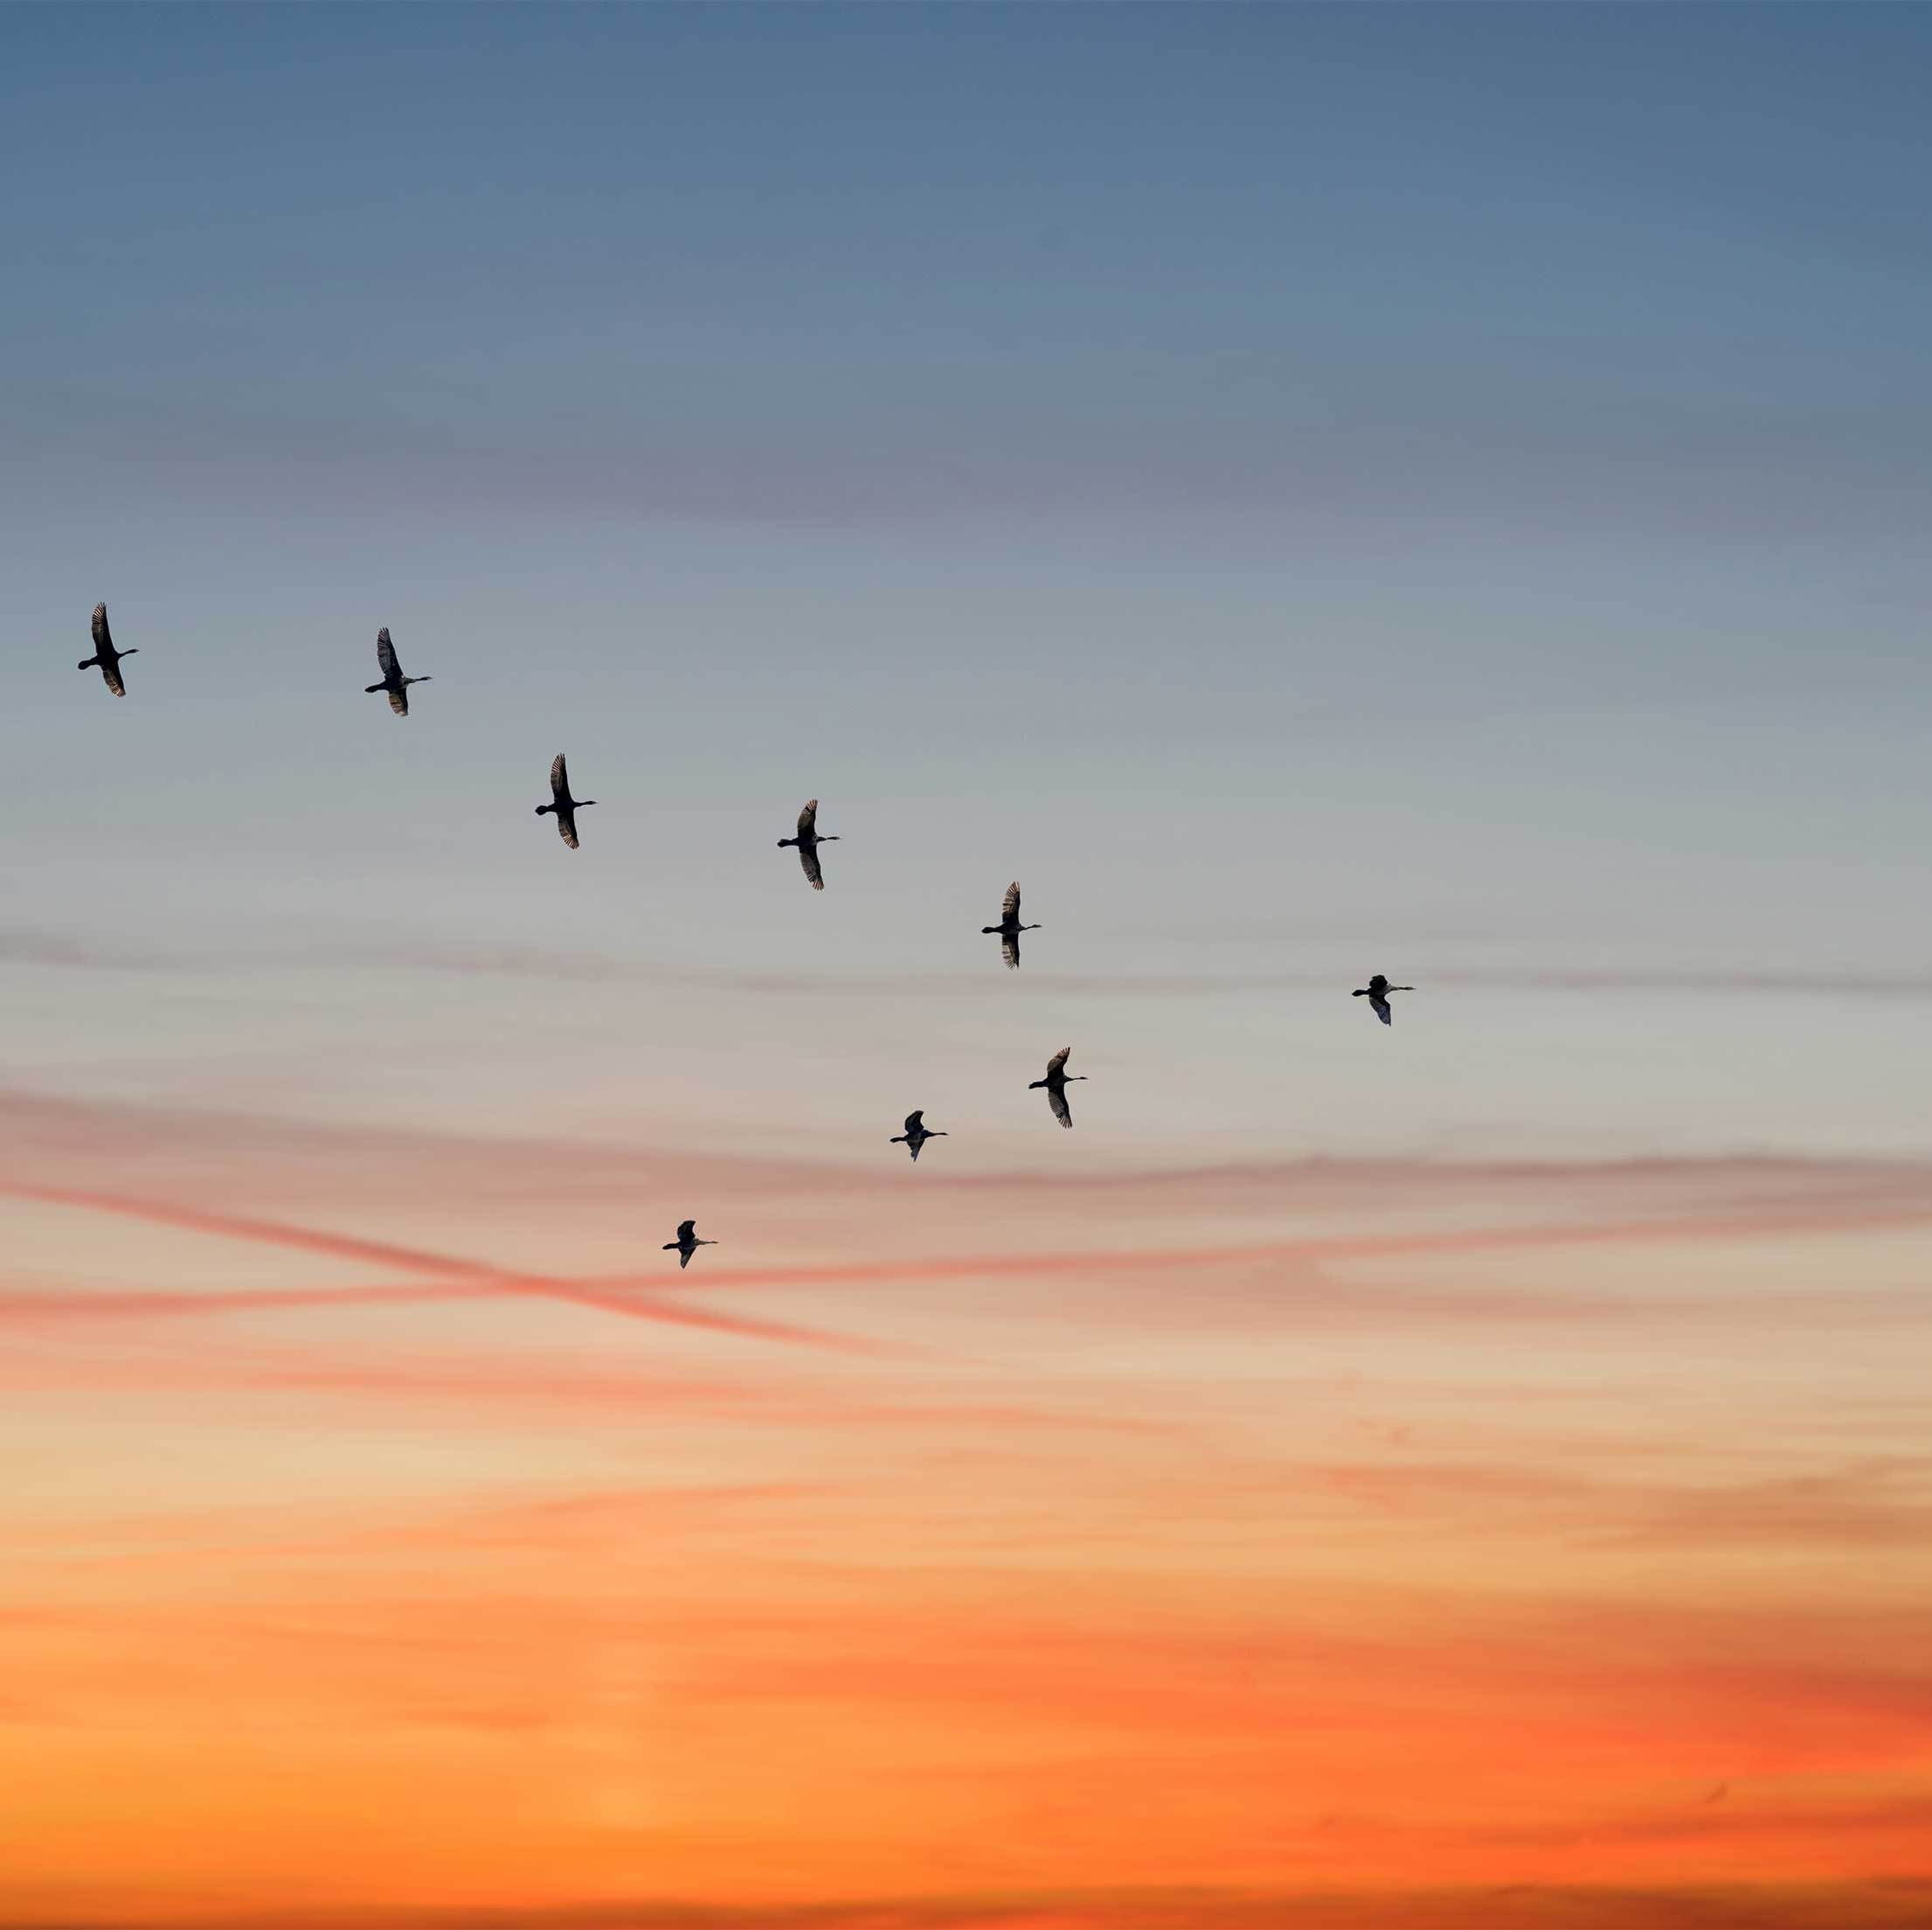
[797,799,819,839]
[904,1110,924,1134]
[676,1220,696,1241]
[376,628,400,681]
[678,1247,693,1268]
[100,657,126,697]
[388,684,408,716]
[92,604,113,654]
[1001,932,1020,971]
[1001,881,1021,922]
[550,754,570,803]
[797,844,824,891]
[1048,1084,1073,1130]
[1371,996,1392,1027]
[555,806,578,850]
[1046,1046,1071,1077]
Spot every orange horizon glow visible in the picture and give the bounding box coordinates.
[4,1092,1931,1927]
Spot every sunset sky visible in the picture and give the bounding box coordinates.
[4,7,1932,1927]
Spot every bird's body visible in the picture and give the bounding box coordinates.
[1352,972,1414,1026]
[78,603,136,696]
[364,626,431,716]
[1028,1045,1086,1129]
[662,1219,717,1269]
[890,1108,948,1163]
[777,798,838,890]
[534,752,596,848]
[982,881,1042,970]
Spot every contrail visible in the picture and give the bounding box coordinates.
[0,1183,898,1356]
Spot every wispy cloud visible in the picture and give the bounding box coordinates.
[10,1089,1930,1216]
[8,1175,1931,1339]
[0,924,178,972]
[8,1103,1932,1359]
[12,927,1932,1003]
[1271,1456,1932,1553]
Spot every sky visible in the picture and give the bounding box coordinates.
[3,5,1931,1926]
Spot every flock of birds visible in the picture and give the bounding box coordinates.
[76,602,1416,1271]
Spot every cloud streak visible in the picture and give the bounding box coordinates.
[15,926,1932,1004]
[7,1175,1931,1339]
[0,1183,895,1356]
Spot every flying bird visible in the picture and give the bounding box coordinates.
[79,603,136,696]
[535,753,596,849]
[890,1109,948,1163]
[365,626,431,716]
[776,798,838,891]
[1353,973,1414,1026]
[982,881,1042,970]
[662,1220,717,1269]
[1028,1045,1086,1130]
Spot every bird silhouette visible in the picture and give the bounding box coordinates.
[535,752,595,849]
[982,881,1041,970]
[890,1108,948,1163]
[662,1219,717,1269]
[776,798,838,891]
[79,603,136,697]
[1353,973,1414,1026]
[1028,1045,1086,1129]
[365,626,431,716]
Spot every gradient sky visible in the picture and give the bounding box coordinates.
[3,7,1931,1927]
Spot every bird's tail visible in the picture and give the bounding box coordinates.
[1351,988,1367,997]
[78,658,97,670]
[535,804,553,816]
[365,682,385,694]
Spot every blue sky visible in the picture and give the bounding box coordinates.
[3,3,1929,1162]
